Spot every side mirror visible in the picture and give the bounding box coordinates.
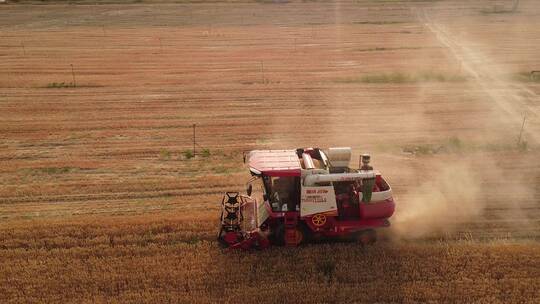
[246,184,253,196]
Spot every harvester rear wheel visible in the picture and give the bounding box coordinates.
[357,229,377,246]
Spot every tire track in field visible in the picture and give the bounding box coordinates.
[417,8,540,145]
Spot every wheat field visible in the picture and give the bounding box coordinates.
[1,0,540,303]
[1,213,539,303]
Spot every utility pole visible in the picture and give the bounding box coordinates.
[517,113,527,146]
[261,61,265,84]
[70,64,76,87]
[193,123,196,155]
[530,71,539,81]
[512,0,520,12]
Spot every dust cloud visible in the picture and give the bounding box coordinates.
[389,1,540,240]
[389,153,537,240]
[391,160,483,239]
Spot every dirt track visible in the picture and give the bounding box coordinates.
[1,0,540,302]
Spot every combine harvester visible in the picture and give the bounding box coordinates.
[218,147,395,249]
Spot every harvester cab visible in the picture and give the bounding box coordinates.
[217,147,395,250]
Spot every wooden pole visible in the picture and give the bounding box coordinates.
[261,61,265,83]
[517,113,527,146]
[530,71,539,81]
[70,64,76,87]
[512,0,520,12]
[193,123,196,155]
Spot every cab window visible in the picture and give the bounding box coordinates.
[263,175,300,212]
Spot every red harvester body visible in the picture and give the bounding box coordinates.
[218,147,395,249]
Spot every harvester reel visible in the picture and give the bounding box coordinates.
[218,192,243,246]
[218,192,271,250]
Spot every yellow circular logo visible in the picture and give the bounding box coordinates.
[311,214,327,227]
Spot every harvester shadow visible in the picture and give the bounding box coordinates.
[203,238,407,303]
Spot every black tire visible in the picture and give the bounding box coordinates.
[357,229,377,246]
[217,229,229,248]
[269,222,285,246]
[269,222,311,246]
[298,223,312,245]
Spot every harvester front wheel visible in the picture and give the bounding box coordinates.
[270,223,285,246]
[287,225,311,246]
[288,228,304,245]
[272,223,310,246]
